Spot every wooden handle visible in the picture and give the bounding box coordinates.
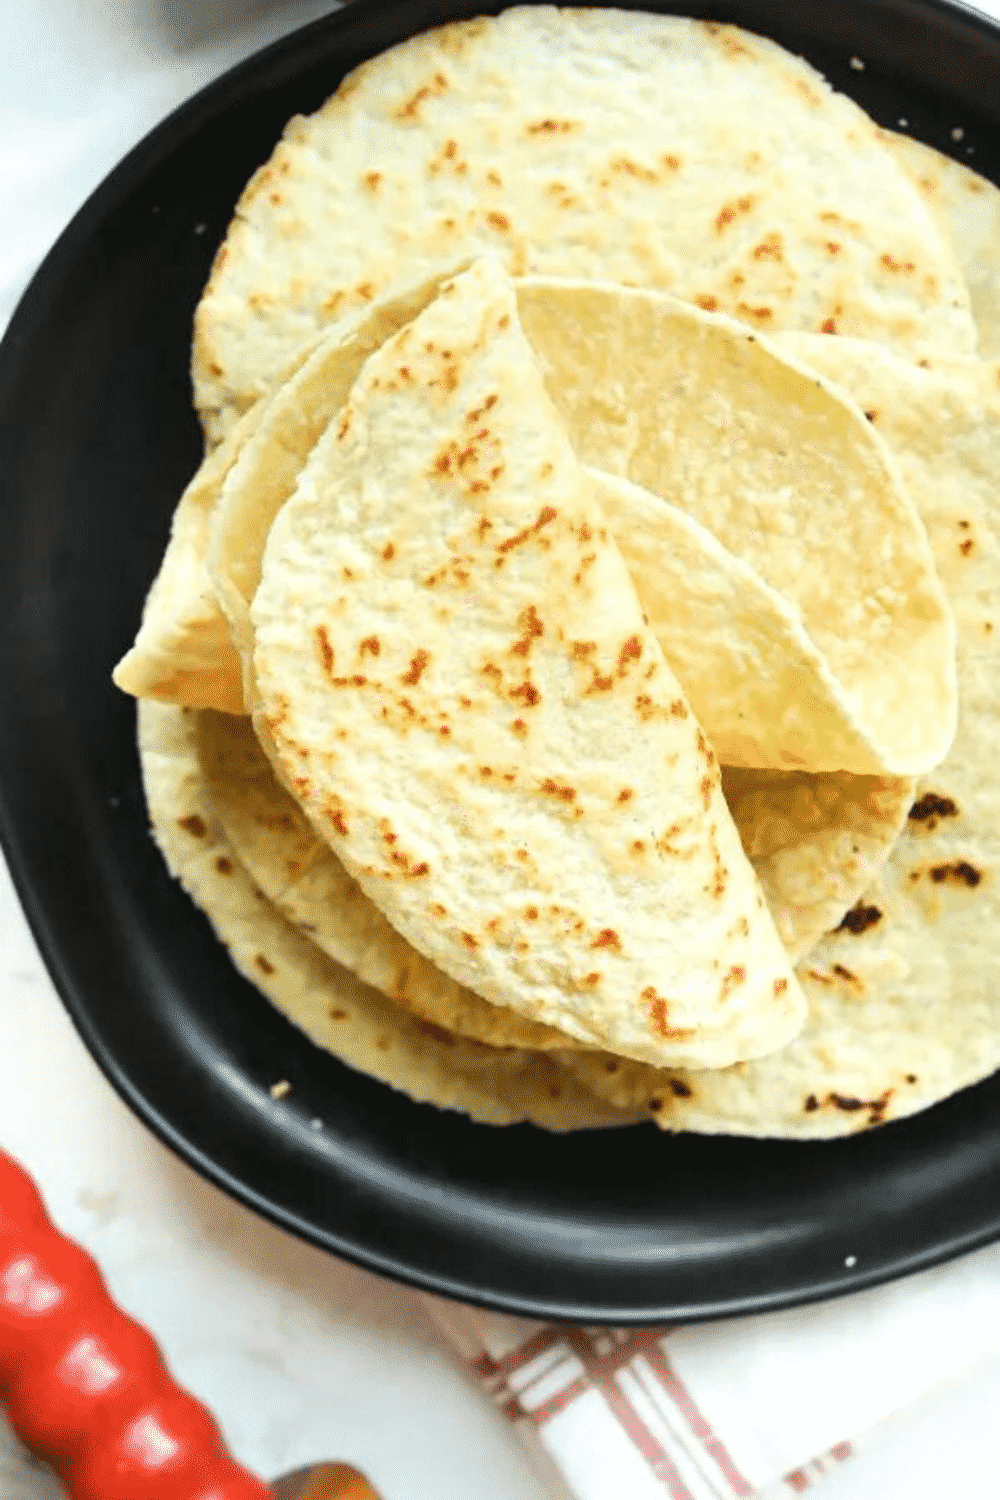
[270,1463,383,1500]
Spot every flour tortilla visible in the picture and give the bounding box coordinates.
[719,766,913,963]
[251,259,805,1070]
[562,348,1000,1135]
[882,130,1000,359]
[138,699,633,1129]
[588,467,927,781]
[210,273,455,712]
[112,403,260,713]
[193,8,973,446]
[196,708,578,1049]
[517,278,957,776]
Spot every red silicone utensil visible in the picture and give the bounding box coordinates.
[0,1148,381,1500]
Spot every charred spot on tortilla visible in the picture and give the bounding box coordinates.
[930,861,982,888]
[836,901,883,935]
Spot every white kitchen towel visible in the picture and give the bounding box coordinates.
[423,1237,1000,1498]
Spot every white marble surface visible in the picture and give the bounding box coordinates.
[3,2,1000,1496]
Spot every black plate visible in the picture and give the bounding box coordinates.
[3,0,1000,1324]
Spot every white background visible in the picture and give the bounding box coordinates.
[3,3,1000,1496]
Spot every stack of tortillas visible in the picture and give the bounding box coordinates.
[116,8,1000,1137]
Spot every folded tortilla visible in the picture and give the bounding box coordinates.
[138,700,632,1129]
[250,259,805,1070]
[195,707,580,1050]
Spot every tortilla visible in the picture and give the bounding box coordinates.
[138,699,633,1129]
[196,708,579,1050]
[588,466,930,780]
[719,765,913,962]
[881,130,1000,359]
[112,403,258,713]
[210,273,455,712]
[520,278,957,775]
[561,348,1000,1136]
[251,258,805,1070]
[193,9,973,446]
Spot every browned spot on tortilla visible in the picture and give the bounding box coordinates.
[583,972,601,987]
[668,699,688,719]
[540,778,576,803]
[527,118,577,134]
[497,505,557,554]
[511,718,528,738]
[315,625,335,677]
[255,955,275,976]
[960,538,975,556]
[511,604,544,658]
[694,293,719,311]
[774,977,788,996]
[752,232,783,261]
[909,792,958,823]
[720,964,746,999]
[617,635,643,675]
[571,640,597,661]
[836,900,883,935]
[609,154,658,182]
[525,905,539,921]
[825,240,843,255]
[592,929,621,952]
[396,85,432,120]
[737,301,774,323]
[215,856,233,875]
[402,649,430,686]
[930,860,983,887]
[329,810,349,837]
[880,252,916,274]
[804,1094,819,1112]
[820,317,838,334]
[864,409,878,422]
[647,1098,664,1113]
[382,542,396,561]
[364,171,382,191]
[487,211,510,232]
[646,991,693,1041]
[906,1073,918,1084]
[178,814,207,838]
[359,635,381,658]
[585,672,615,696]
[617,788,634,804]
[670,1079,693,1099]
[833,964,863,988]
[460,932,478,949]
[662,152,682,170]
[715,193,755,232]
[572,552,597,585]
[329,1008,347,1020]
[631,840,646,855]
[337,409,352,440]
[700,776,714,811]
[510,680,541,707]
